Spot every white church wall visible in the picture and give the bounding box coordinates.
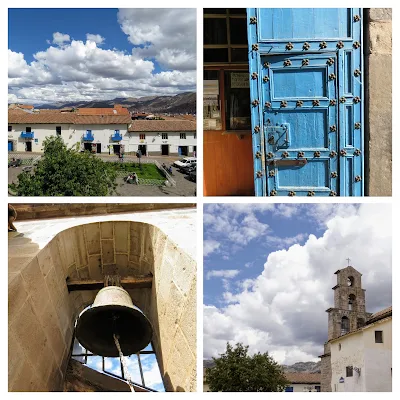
[363,319,392,392]
[330,332,365,392]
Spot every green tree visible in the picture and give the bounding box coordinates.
[205,343,289,392]
[9,136,117,196]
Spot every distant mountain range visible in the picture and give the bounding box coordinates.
[35,92,196,114]
[282,361,321,374]
[203,360,321,374]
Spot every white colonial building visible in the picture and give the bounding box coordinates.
[127,120,196,156]
[284,373,321,392]
[330,306,392,392]
[8,107,196,156]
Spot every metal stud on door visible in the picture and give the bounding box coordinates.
[247,8,363,196]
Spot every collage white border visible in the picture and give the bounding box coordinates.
[2,0,398,397]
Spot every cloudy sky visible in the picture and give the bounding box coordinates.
[8,8,196,105]
[204,203,392,365]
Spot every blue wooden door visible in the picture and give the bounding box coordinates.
[8,141,13,151]
[247,8,363,196]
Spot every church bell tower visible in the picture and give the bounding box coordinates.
[320,265,370,392]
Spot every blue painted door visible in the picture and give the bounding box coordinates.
[8,141,13,151]
[247,8,363,196]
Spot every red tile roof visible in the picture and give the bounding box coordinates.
[367,306,392,324]
[285,373,321,384]
[8,109,131,125]
[128,120,196,132]
[76,107,130,116]
[74,115,132,125]
[18,104,34,110]
[8,110,75,124]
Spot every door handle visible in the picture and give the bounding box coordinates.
[268,159,307,167]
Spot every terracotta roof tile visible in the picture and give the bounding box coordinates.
[76,107,130,116]
[285,373,321,384]
[18,104,34,110]
[367,306,392,324]
[8,110,131,125]
[128,120,196,132]
[8,110,75,124]
[74,115,132,125]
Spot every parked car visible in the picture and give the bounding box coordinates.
[178,162,196,174]
[189,169,196,182]
[173,157,196,168]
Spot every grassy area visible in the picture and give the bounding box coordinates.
[111,162,165,180]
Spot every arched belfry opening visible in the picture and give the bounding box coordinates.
[348,294,356,311]
[341,316,350,335]
[9,215,196,392]
[347,276,354,287]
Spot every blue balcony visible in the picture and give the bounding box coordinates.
[20,131,34,139]
[111,132,123,141]
[83,132,94,141]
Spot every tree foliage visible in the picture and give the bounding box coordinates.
[9,136,117,196]
[205,343,289,392]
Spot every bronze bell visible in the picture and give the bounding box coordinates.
[75,286,153,357]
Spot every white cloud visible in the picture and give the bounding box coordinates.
[206,269,240,280]
[117,8,196,71]
[52,32,70,46]
[204,204,392,366]
[86,33,105,44]
[267,233,309,249]
[204,240,220,257]
[204,204,270,250]
[8,9,196,104]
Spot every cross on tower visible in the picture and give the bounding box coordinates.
[346,258,351,266]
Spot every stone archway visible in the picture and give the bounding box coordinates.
[9,220,196,392]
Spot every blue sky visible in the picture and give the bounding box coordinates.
[8,8,196,104]
[203,204,392,365]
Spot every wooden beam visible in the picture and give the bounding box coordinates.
[67,276,152,292]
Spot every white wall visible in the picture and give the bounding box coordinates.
[363,319,392,392]
[330,318,392,392]
[127,131,197,155]
[286,383,320,392]
[8,124,197,156]
[8,123,74,152]
[8,123,128,153]
[74,124,129,154]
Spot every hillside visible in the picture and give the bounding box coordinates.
[34,92,196,114]
[203,360,321,374]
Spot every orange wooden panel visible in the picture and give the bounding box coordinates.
[203,131,254,196]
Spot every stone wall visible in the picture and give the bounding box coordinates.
[320,354,332,392]
[11,203,195,221]
[9,220,196,392]
[365,8,392,196]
